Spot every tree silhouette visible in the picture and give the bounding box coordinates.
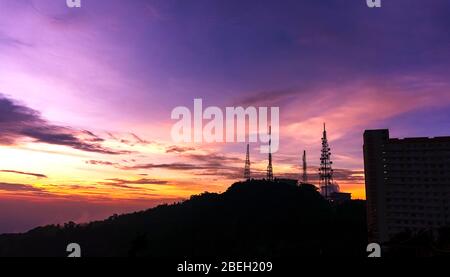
[0,179,371,257]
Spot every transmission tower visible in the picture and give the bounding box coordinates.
[301,150,308,184]
[319,123,333,199]
[266,126,274,181]
[244,144,251,180]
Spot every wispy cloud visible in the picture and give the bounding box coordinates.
[101,178,169,188]
[232,88,299,107]
[105,132,156,147]
[0,182,45,193]
[0,32,34,48]
[0,94,130,155]
[184,153,242,164]
[122,162,209,171]
[0,170,47,179]
[165,145,196,154]
[86,160,118,166]
[130,133,151,144]
[268,168,365,184]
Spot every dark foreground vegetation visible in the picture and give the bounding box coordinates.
[1,180,369,257]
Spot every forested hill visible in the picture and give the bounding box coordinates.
[0,180,367,257]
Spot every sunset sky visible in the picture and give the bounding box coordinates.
[1,0,450,234]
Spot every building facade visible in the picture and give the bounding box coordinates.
[364,129,450,243]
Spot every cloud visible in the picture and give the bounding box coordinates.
[120,151,245,180]
[0,182,45,193]
[332,169,365,182]
[270,167,365,184]
[0,94,130,155]
[86,160,118,166]
[121,152,241,170]
[105,132,155,147]
[232,88,300,107]
[98,178,169,190]
[81,130,105,143]
[130,133,151,144]
[192,167,245,180]
[0,183,103,199]
[120,160,239,179]
[0,32,34,48]
[184,153,242,164]
[87,158,233,172]
[165,145,196,154]
[104,178,169,186]
[0,170,48,179]
[122,163,209,171]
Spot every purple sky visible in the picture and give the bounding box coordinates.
[0,0,450,234]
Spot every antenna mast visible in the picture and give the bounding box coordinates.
[319,123,333,199]
[302,150,308,184]
[267,126,274,181]
[244,144,251,180]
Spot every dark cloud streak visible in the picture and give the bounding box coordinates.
[165,145,196,154]
[0,170,48,179]
[0,94,129,155]
[0,182,45,193]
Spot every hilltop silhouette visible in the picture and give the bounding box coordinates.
[0,180,367,257]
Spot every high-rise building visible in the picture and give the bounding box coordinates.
[364,129,450,243]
